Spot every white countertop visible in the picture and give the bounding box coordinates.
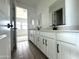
[29,28,79,33]
[40,29,79,33]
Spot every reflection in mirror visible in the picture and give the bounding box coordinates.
[54,8,64,25]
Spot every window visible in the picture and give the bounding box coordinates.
[16,22,28,30]
[16,7,27,19]
[16,7,28,30]
[16,22,21,29]
[22,23,27,29]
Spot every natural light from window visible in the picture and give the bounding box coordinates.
[16,7,27,19]
[16,7,28,30]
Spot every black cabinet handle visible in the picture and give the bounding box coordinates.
[57,44,59,53]
[45,40,47,46]
[43,39,44,44]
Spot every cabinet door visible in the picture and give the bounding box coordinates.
[37,36,40,48]
[29,30,34,42]
[40,37,48,56]
[38,37,42,49]
[44,38,48,56]
[57,41,79,59]
[39,36,43,51]
[40,37,45,53]
[35,36,38,47]
[48,39,57,59]
[34,31,38,45]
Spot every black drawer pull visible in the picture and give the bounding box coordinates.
[45,40,47,46]
[57,44,59,53]
[43,39,44,44]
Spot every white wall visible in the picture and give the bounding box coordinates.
[65,0,79,26]
[36,0,57,28]
[49,0,79,30]
[37,0,79,29]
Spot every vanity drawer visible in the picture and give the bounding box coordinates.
[40,31,56,39]
[57,33,79,45]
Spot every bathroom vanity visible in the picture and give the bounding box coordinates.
[29,0,79,59]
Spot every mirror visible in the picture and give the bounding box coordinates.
[49,0,65,26]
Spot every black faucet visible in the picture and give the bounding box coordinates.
[37,26,41,30]
[52,24,57,30]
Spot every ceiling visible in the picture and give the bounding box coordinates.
[16,0,41,7]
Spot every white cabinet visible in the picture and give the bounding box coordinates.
[39,36,57,59]
[57,41,79,59]
[47,38,57,59]
[36,36,48,56]
[36,36,48,57]
[31,30,79,59]
[39,36,45,53]
[29,30,36,44]
[42,37,48,56]
[57,32,79,59]
[37,31,57,58]
[35,35,39,46]
[36,36,40,48]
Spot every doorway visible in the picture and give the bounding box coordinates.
[16,6,28,42]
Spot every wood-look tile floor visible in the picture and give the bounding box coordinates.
[12,41,48,59]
